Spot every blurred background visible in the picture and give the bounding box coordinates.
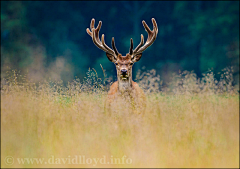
[1,1,239,85]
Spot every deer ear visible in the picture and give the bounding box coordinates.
[106,53,116,62]
[132,53,142,62]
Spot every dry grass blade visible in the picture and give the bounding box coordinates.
[1,68,239,168]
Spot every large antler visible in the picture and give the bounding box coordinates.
[130,18,158,58]
[86,18,119,58]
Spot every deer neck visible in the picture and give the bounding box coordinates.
[117,70,133,93]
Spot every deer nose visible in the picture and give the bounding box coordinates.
[121,69,127,74]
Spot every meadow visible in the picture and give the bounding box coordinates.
[1,68,239,168]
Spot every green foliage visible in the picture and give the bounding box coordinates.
[1,1,32,69]
[1,1,239,84]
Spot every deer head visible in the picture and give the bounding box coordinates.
[86,18,158,83]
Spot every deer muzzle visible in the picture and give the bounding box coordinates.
[120,69,128,79]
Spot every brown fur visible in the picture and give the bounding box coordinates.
[87,18,158,115]
[105,81,147,114]
[118,54,131,61]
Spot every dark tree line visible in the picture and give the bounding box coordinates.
[1,1,239,83]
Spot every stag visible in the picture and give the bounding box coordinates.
[86,18,158,114]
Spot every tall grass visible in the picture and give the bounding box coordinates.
[1,68,239,168]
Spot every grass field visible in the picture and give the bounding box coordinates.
[1,68,239,168]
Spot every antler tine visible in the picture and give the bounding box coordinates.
[152,18,158,35]
[92,29,108,53]
[90,18,95,30]
[133,18,158,55]
[101,35,117,57]
[86,18,116,55]
[132,34,144,54]
[94,20,102,45]
[112,37,119,56]
[129,38,133,55]
[86,18,97,37]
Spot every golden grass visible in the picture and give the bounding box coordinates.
[1,68,239,168]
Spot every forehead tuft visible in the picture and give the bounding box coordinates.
[118,54,131,61]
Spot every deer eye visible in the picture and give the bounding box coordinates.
[115,63,118,65]
[130,62,134,65]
